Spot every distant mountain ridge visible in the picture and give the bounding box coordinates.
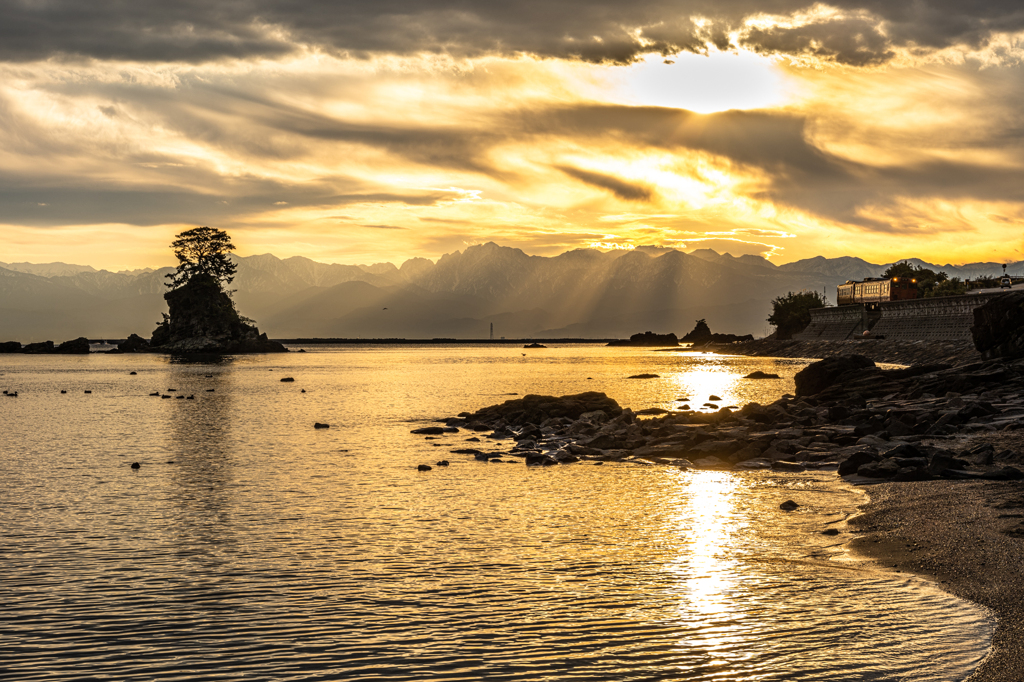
[1,246,1017,342]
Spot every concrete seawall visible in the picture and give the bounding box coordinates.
[796,292,1003,342]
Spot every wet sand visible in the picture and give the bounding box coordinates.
[850,474,1024,680]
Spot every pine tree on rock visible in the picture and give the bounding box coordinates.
[165,226,237,290]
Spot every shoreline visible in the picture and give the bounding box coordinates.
[846,468,1024,681]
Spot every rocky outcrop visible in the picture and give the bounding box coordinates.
[972,291,1024,360]
[0,341,21,353]
[55,337,90,354]
[794,354,875,396]
[680,319,754,345]
[420,352,1024,479]
[607,331,679,347]
[23,340,54,353]
[118,333,150,352]
[149,273,286,354]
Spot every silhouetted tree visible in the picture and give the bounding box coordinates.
[880,260,948,296]
[928,277,967,297]
[165,226,237,290]
[768,291,828,339]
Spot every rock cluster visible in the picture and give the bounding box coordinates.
[0,337,92,354]
[680,319,754,345]
[607,331,679,347]
[419,357,1024,480]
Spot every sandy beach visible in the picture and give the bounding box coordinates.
[849,434,1024,680]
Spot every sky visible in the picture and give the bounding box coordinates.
[1,0,1024,271]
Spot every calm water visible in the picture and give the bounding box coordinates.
[1,345,991,681]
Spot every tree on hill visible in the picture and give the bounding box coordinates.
[881,260,948,296]
[165,226,237,290]
[928,277,967,297]
[768,291,828,339]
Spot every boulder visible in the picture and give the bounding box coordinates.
[794,355,875,397]
[857,459,901,478]
[838,449,881,476]
[54,337,91,354]
[971,291,1024,359]
[734,458,772,470]
[0,341,22,353]
[23,340,55,354]
[780,500,799,511]
[118,334,150,352]
[744,371,781,379]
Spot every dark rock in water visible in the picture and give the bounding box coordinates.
[175,395,184,399]
[451,448,482,454]
[84,390,91,394]
[206,388,215,392]
[417,464,432,471]
[55,337,91,354]
[636,407,669,415]
[411,426,458,435]
[436,460,450,466]
[526,453,558,466]
[680,319,755,345]
[523,342,547,348]
[607,331,679,347]
[0,341,21,353]
[186,395,194,400]
[466,391,622,427]
[314,422,330,429]
[301,389,306,393]
[23,340,55,354]
[838,449,880,476]
[130,462,140,469]
[474,452,493,461]
[744,371,781,379]
[780,500,799,511]
[280,377,295,382]
[149,391,160,396]
[161,395,171,399]
[118,334,150,353]
[708,395,721,401]
[794,355,875,397]
[593,461,604,465]
[149,272,287,354]
[129,371,137,375]
[628,374,660,379]
[466,437,481,442]
[972,291,1024,359]
[61,390,67,394]
[822,528,840,536]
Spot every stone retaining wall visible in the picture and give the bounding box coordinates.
[870,293,1000,342]
[796,292,1004,343]
[795,305,879,341]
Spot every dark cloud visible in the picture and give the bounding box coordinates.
[557,166,653,201]
[0,0,1021,66]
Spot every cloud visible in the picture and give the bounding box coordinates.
[0,0,1021,67]
[556,165,653,201]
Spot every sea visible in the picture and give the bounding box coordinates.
[0,344,993,681]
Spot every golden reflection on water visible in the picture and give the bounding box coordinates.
[669,470,743,617]
[669,359,743,410]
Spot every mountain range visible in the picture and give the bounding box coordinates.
[0,245,1016,342]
